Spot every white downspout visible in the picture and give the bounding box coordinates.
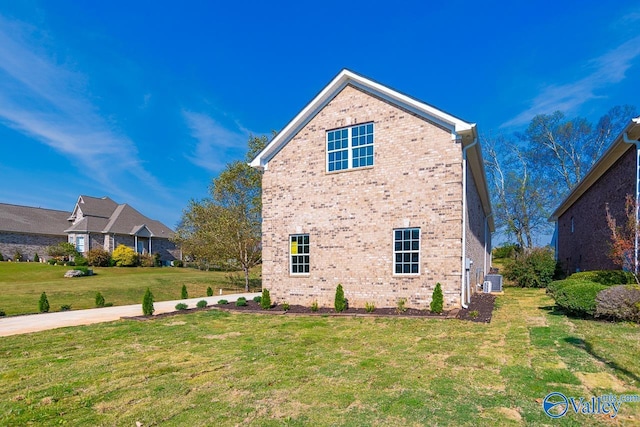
[461,137,478,309]
[622,132,640,275]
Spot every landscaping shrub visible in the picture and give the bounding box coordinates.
[139,253,156,267]
[430,282,444,314]
[142,288,155,316]
[60,304,72,311]
[86,248,111,267]
[260,288,271,310]
[311,300,319,312]
[13,251,22,262]
[173,260,184,267]
[112,245,139,267]
[365,302,375,313]
[197,300,208,309]
[181,285,188,299]
[74,255,89,266]
[95,292,105,308]
[282,301,290,311]
[554,282,608,317]
[175,303,188,310]
[206,286,213,297]
[33,253,39,263]
[253,296,262,303]
[595,285,640,322]
[47,259,57,265]
[547,278,587,297]
[235,297,247,307]
[0,309,5,317]
[39,292,50,313]
[503,247,557,288]
[334,284,346,313]
[492,243,519,259]
[218,299,228,305]
[0,253,3,261]
[75,266,90,276]
[396,298,407,313]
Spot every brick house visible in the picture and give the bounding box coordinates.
[0,195,180,263]
[550,116,640,274]
[250,70,494,310]
[65,195,180,262]
[0,203,70,261]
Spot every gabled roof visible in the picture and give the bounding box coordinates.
[0,203,70,236]
[66,195,175,238]
[249,68,494,230]
[250,69,476,170]
[550,116,640,221]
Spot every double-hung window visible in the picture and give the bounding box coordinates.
[76,236,85,253]
[394,228,420,274]
[290,234,309,274]
[327,123,374,172]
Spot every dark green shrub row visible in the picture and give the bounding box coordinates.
[554,282,608,317]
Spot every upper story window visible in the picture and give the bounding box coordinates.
[327,123,374,172]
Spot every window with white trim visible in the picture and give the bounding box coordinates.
[327,123,374,172]
[290,234,309,274]
[394,228,420,274]
[76,236,85,253]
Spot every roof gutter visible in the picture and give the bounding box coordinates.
[461,137,478,309]
[622,131,640,275]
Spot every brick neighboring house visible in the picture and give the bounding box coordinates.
[0,204,70,261]
[550,116,640,274]
[250,69,494,310]
[65,195,180,262]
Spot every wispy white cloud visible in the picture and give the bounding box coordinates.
[501,35,640,128]
[183,110,249,172]
[0,14,166,201]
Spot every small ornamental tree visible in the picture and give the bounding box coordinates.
[430,282,444,314]
[33,253,40,263]
[206,286,214,297]
[142,288,155,316]
[260,288,271,310]
[39,292,50,313]
[334,284,346,313]
[112,244,138,267]
[181,285,188,299]
[606,195,640,284]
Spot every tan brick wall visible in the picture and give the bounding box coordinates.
[465,165,491,294]
[262,85,467,309]
[0,232,67,261]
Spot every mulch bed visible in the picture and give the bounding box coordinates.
[456,292,496,323]
[214,292,497,323]
[124,293,497,323]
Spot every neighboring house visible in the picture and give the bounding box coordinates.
[65,195,179,262]
[0,204,70,261]
[550,116,640,274]
[250,69,494,310]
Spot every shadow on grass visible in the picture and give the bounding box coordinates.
[564,336,640,385]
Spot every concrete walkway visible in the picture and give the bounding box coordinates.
[0,292,260,337]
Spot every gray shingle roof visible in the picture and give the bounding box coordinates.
[0,203,70,236]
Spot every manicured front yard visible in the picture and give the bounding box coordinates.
[1,287,639,425]
[0,262,260,315]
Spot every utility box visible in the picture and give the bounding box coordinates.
[484,274,503,292]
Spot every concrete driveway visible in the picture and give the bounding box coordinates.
[0,292,260,337]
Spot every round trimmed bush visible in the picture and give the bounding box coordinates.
[236,297,247,307]
[554,282,608,317]
[595,285,640,322]
[175,303,188,310]
[197,300,208,309]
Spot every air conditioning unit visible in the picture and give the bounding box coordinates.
[484,274,503,292]
[483,281,491,293]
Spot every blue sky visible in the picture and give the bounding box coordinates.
[1,1,639,231]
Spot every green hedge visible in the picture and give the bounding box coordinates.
[554,282,608,317]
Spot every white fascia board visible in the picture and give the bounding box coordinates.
[250,69,474,169]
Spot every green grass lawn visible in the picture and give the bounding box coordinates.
[0,262,260,315]
[1,287,639,426]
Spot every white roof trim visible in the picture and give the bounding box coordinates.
[250,69,475,170]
